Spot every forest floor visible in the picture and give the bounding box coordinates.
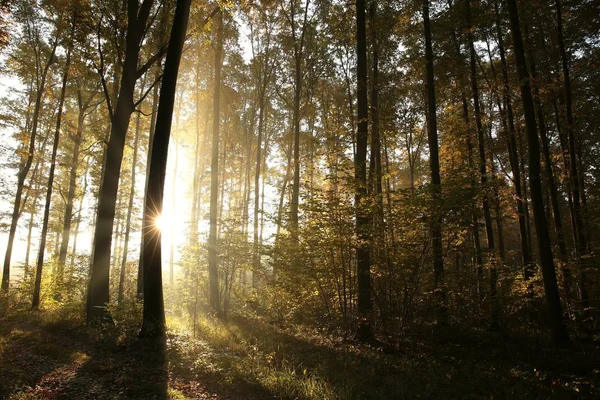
[0,311,599,399]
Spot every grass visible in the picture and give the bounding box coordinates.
[0,310,598,399]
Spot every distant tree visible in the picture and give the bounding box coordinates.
[32,7,76,309]
[2,2,59,291]
[208,8,223,316]
[355,0,372,342]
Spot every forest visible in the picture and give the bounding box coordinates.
[0,0,599,398]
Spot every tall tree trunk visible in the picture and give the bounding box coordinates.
[58,89,90,268]
[140,0,191,338]
[208,9,223,316]
[355,0,372,342]
[493,0,532,277]
[88,0,156,325]
[506,0,569,345]
[118,110,142,304]
[2,38,57,291]
[465,0,497,327]
[522,22,571,296]
[137,68,159,297]
[70,159,90,271]
[423,0,447,327]
[169,135,179,286]
[554,0,588,308]
[289,0,310,244]
[32,32,73,309]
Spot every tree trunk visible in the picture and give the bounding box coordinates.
[118,110,142,304]
[492,0,532,278]
[58,89,90,269]
[88,0,157,325]
[140,0,191,338]
[423,0,447,327]
[137,68,159,297]
[465,0,497,327]
[32,33,73,309]
[554,0,588,308]
[2,38,57,291]
[208,9,223,316]
[506,0,569,345]
[355,0,372,342]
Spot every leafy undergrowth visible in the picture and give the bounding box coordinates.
[1,311,599,399]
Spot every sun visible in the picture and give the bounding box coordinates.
[154,214,169,233]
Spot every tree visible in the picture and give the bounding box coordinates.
[355,0,372,342]
[423,0,446,327]
[87,0,165,325]
[140,0,192,339]
[506,0,569,346]
[2,3,59,291]
[32,7,76,309]
[208,8,223,316]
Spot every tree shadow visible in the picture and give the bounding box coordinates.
[208,315,593,399]
[0,314,82,398]
[0,313,169,399]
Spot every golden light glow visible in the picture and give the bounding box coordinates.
[155,214,168,233]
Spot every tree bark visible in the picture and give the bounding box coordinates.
[465,0,497,327]
[423,0,447,327]
[88,0,156,324]
[208,9,223,316]
[506,0,569,345]
[140,0,191,338]
[554,0,588,308]
[355,0,372,341]
[32,29,73,308]
[492,0,533,280]
[118,109,142,304]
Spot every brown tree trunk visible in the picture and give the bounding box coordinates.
[88,0,157,325]
[423,0,447,327]
[465,0,497,328]
[493,0,532,276]
[554,0,588,308]
[140,0,191,338]
[506,0,569,345]
[355,0,372,341]
[207,9,223,316]
[118,109,142,304]
[32,31,73,308]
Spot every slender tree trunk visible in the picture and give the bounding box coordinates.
[70,159,90,270]
[169,135,178,286]
[465,0,497,327]
[355,0,372,341]
[423,0,447,327]
[506,0,569,345]
[554,0,588,308]
[208,9,223,315]
[137,68,159,297]
[493,0,532,278]
[2,39,57,291]
[58,92,87,268]
[523,23,572,295]
[32,34,73,308]
[140,0,191,338]
[118,110,142,304]
[289,0,310,244]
